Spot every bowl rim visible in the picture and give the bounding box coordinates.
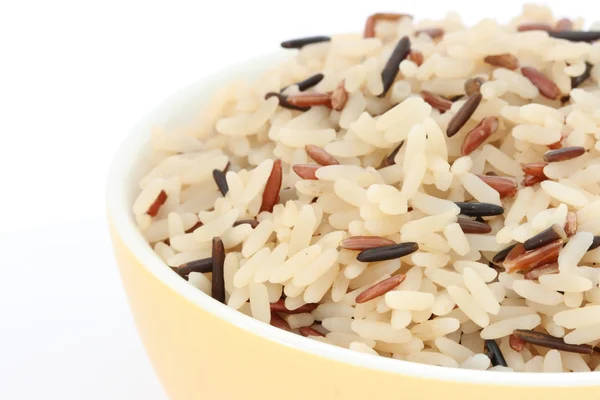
[106,50,599,386]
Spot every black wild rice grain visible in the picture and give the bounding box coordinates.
[380,36,411,97]
[265,92,310,111]
[571,62,593,89]
[177,257,213,277]
[446,91,483,137]
[523,224,567,251]
[233,219,259,228]
[589,236,600,251]
[485,339,508,367]
[282,73,324,92]
[280,36,331,49]
[454,202,505,217]
[212,169,229,196]
[492,243,517,264]
[356,242,419,262]
[380,141,404,167]
[549,31,600,42]
[513,329,600,355]
[211,237,226,303]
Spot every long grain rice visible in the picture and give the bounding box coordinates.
[135,6,600,373]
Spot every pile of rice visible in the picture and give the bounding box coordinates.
[133,4,600,372]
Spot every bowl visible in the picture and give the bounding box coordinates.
[106,50,600,400]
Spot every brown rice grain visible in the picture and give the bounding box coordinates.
[265,92,310,111]
[341,236,396,251]
[331,80,349,111]
[517,22,553,32]
[564,211,578,237]
[270,312,291,331]
[521,66,562,100]
[446,92,482,137]
[299,326,326,337]
[356,274,406,304]
[484,54,519,70]
[259,159,282,213]
[421,90,452,112]
[461,117,499,156]
[292,164,321,180]
[555,18,573,31]
[522,175,547,187]
[504,239,562,273]
[524,262,559,280]
[270,299,318,314]
[457,216,492,234]
[521,162,548,178]
[476,174,518,198]
[543,147,586,163]
[408,50,424,66]
[509,334,527,352]
[211,237,226,303]
[305,144,340,166]
[363,12,411,38]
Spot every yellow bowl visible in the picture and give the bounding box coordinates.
[106,51,599,400]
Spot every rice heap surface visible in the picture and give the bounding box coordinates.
[134,5,600,372]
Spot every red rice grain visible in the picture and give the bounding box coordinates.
[147,190,167,217]
[260,159,283,213]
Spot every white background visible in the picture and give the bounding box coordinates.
[0,1,593,398]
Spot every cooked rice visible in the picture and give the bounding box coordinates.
[133,5,600,372]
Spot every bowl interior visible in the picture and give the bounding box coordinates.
[106,50,599,387]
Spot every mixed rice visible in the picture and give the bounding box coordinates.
[133,5,600,372]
